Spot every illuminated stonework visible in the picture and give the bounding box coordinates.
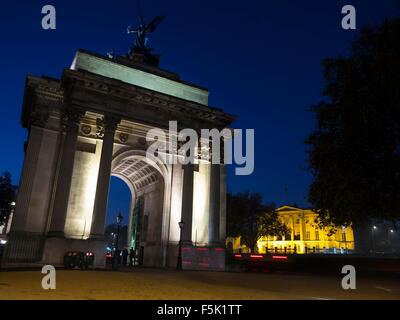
[64,136,101,239]
[227,206,355,254]
[192,162,211,244]
[71,50,210,106]
[4,50,234,270]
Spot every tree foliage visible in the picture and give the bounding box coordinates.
[306,19,400,227]
[0,172,17,226]
[226,191,290,253]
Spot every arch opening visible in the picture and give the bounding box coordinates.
[107,152,166,267]
[104,176,131,262]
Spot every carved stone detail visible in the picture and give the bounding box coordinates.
[30,110,49,128]
[138,137,147,146]
[96,118,105,138]
[81,125,92,135]
[119,133,129,143]
[62,69,235,128]
[96,116,120,138]
[68,110,84,124]
[104,116,120,132]
[61,109,84,132]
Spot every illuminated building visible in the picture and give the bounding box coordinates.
[227,206,355,254]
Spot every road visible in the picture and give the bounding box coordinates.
[0,267,399,300]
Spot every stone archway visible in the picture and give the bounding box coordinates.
[3,49,234,270]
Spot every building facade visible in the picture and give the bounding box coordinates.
[228,206,355,254]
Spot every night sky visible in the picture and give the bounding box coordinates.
[0,1,398,225]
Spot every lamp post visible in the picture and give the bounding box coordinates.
[177,221,185,270]
[6,201,16,234]
[371,225,377,256]
[110,232,116,250]
[388,228,394,241]
[388,229,394,253]
[112,213,123,270]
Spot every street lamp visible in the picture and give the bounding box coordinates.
[6,202,16,234]
[371,226,377,256]
[388,229,395,248]
[112,213,124,270]
[177,221,185,270]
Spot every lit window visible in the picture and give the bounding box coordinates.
[315,230,320,241]
[305,231,310,240]
[341,232,346,242]
[296,218,300,224]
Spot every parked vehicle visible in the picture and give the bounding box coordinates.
[63,251,94,269]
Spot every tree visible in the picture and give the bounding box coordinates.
[0,172,17,226]
[226,191,289,253]
[306,19,400,231]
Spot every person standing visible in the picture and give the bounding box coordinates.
[129,247,136,266]
[122,248,128,266]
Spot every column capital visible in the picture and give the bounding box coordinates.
[30,110,50,128]
[61,109,85,131]
[183,162,195,171]
[96,115,120,138]
[68,110,85,124]
[104,115,121,132]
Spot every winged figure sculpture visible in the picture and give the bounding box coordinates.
[127,13,166,50]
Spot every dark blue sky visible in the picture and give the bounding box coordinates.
[0,1,398,225]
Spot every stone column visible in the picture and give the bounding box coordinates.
[299,213,304,241]
[180,163,194,244]
[10,125,44,232]
[219,164,227,241]
[126,193,136,248]
[208,163,221,245]
[48,110,83,237]
[291,216,295,241]
[89,116,120,239]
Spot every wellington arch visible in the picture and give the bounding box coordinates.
[2,49,235,270]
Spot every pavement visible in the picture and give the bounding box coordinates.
[0,267,400,300]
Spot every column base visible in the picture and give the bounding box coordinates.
[46,230,65,238]
[89,234,106,241]
[181,240,193,246]
[42,236,66,265]
[208,241,223,247]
